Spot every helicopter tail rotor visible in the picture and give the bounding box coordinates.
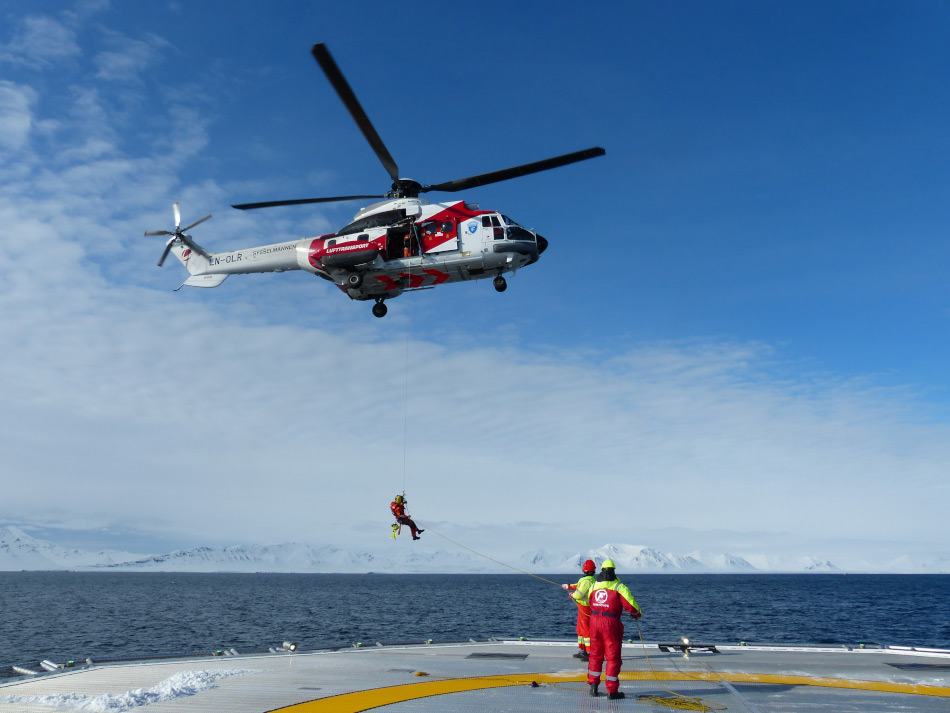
[145,202,212,266]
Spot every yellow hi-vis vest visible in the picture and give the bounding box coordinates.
[571,574,596,607]
[589,578,641,617]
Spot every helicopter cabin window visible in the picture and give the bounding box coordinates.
[419,219,458,253]
[326,239,337,248]
[482,215,504,239]
[336,208,407,237]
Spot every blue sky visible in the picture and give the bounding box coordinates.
[2,1,949,571]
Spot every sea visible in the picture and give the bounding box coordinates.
[1,573,948,676]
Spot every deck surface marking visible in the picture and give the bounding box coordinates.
[272,670,950,712]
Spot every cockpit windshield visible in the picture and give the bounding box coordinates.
[501,215,534,242]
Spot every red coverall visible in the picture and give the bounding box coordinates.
[568,574,595,652]
[390,500,422,540]
[587,579,641,695]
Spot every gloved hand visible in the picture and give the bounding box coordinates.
[631,611,642,620]
[561,584,570,591]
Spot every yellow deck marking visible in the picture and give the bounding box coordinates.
[272,669,950,712]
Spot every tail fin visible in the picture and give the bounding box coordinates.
[145,203,225,287]
[169,242,228,289]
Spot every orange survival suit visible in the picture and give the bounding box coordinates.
[390,495,423,540]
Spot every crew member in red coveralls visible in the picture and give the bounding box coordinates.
[561,559,597,660]
[390,494,424,540]
[587,559,642,700]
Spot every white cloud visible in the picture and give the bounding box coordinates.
[1,5,948,573]
[0,81,35,151]
[94,32,168,83]
[0,15,80,68]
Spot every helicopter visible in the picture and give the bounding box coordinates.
[146,43,605,318]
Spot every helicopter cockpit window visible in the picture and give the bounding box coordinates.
[508,225,534,242]
[484,215,503,239]
[500,215,533,241]
[481,216,491,228]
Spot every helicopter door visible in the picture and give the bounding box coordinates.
[420,219,459,253]
[387,227,417,258]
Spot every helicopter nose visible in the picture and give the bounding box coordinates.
[536,235,548,254]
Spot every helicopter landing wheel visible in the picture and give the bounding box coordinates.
[346,272,363,289]
[372,301,388,318]
[493,275,508,293]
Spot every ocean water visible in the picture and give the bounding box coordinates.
[1,573,948,674]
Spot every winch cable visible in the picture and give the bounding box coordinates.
[632,620,726,711]
[416,523,722,710]
[400,226,415,496]
[416,523,561,587]
[400,313,410,496]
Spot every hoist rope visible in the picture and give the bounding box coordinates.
[401,321,410,495]
[416,523,561,587]
[632,620,726,711]
[400,226,414,495]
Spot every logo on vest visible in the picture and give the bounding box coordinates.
[593,589,609,605]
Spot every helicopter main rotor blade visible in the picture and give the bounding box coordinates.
[422,147,606,194]
[232,194,386,211]
[311,43,400,183]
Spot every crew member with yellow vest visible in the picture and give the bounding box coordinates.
[561,559,596,660]
[587,559,642,700]
[390,494,424,540]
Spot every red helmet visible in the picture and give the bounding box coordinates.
[582,559,596,574]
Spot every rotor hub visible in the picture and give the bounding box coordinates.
[390,178,423,198]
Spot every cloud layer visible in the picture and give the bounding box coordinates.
[2,5,948,571]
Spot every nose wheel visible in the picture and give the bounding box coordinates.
[493,275,507,292]
[372,300,388,318]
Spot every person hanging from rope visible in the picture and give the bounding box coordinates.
[390,494,424,540]
[562,559,597,660]
[587,559,642,700]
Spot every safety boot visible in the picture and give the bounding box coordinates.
[607,691,625,700]
[589,682,599,697]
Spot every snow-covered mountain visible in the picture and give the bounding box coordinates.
[8,525,945,573]
[551,544,759,573]
[0,526,142,570]
[92,542,500,573]
[687,551,759,572]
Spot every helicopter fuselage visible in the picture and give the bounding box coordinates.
[151,43,596,316]
[172,198,545,302]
